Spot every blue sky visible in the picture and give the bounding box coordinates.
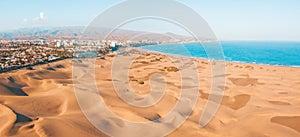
[0,0,300,41]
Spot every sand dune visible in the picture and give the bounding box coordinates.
[0,51,300,137]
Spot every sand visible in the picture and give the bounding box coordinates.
[0,51,300,137]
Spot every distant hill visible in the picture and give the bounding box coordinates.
[0,27,195,42]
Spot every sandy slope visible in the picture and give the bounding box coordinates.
[0,51,300,137]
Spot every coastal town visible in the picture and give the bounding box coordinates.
[0,39,159,73]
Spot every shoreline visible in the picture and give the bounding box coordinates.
[138,41,300,68]
[2,49,298,75]
[1,45,299,74]
[136,48,300,69]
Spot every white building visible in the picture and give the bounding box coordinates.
[40,38,46,44]
[56,41,63,47]
[110,41,116,47]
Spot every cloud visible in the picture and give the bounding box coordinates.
[40,12,45,20]
[22,12,48,27]
[33,12,48,22]
[32,12,48,27]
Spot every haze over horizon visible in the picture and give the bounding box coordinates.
[0,0,300,41]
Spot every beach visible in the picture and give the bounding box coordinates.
[0,51,300,137]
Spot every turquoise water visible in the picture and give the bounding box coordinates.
[140,41,300,67]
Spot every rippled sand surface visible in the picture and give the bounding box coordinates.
[0,51,300,137]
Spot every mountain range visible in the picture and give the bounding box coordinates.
[0,27,195,42]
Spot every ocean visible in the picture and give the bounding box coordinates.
[140,41,300,67]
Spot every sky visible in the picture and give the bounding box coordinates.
[0,0,300,41]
